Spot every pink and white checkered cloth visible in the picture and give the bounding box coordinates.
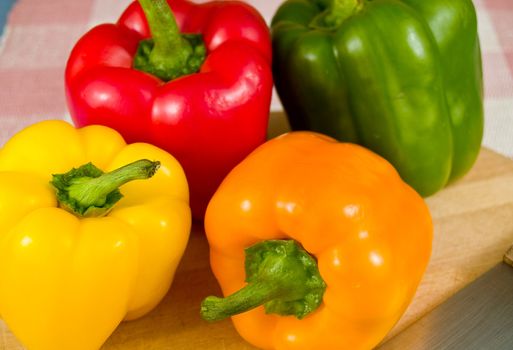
[0,0,512,157]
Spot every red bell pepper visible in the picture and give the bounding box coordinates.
[65,0,273,219]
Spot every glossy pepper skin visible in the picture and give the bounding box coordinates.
[204,132,433,350]
[65,0,273,220]
[0,120,191,350]
[272,0,483,197]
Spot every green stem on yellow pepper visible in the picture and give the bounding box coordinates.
[201,240,326,321]
[51,159,160,217]
[133,0,206,81]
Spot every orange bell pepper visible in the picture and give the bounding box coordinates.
[201,132,433,350]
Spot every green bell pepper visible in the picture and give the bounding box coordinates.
[271,0,483,196]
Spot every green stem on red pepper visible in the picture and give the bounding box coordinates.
[134,0,206,81]
[201,240,326,321]
[51,159,160,217]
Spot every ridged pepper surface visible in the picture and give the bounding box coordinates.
[66,0,272,219]
[0,121,190,350]
[201,132,432,350]
[272,0,483,196]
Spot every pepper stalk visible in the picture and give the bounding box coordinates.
[134,0,206,81]
[201,240,326,321]
[311,0,364,29]
[51,159,160,217]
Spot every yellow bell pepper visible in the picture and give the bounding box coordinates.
[0,120,191,350]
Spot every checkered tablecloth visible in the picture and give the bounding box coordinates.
[0,0,512,157]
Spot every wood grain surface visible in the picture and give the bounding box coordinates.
[2,113,513,349]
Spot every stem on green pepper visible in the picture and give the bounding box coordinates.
[134,0,206,81]
[51,159,160,217]
[311,0,363,29]
[201,240,326,322]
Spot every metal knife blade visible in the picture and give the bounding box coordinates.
[377,245,513,350]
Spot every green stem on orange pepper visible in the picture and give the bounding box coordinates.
[201,240,326,321]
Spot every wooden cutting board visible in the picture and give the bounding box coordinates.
[2,112,513,349]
